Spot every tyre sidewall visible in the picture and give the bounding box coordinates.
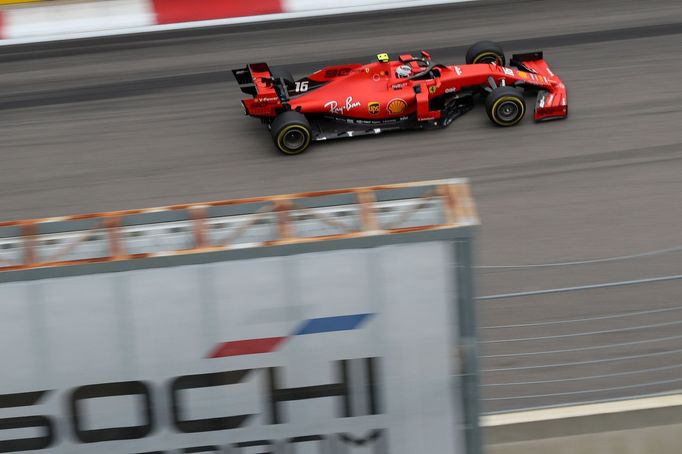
[275,124,311,155]
[472,51,504,65]
[271,111,312,155]
[465,41,506,66]
[486,88,525,126]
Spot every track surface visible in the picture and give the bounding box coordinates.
[1,0,682,412]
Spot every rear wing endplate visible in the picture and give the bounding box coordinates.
[232,67,253,85]
[232,63,273,97]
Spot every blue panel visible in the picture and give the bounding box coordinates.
[294,313,373,336]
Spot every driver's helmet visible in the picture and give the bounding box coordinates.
[395,64,412,78]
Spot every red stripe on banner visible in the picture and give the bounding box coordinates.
[152,0,284,25]
[208,336,287,358]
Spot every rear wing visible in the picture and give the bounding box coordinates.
[232,62,271,97]
[232,63,290,117]
[511,52,568,121]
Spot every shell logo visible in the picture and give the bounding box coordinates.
[387,98,407,115]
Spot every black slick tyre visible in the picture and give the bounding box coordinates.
[465,41,506,66]
[485,86,525,127]
[271,111,312,155]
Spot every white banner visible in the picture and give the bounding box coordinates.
[0,242,464,454]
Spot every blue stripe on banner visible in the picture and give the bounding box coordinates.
[294,313,373,336]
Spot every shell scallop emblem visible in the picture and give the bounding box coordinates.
[387,98,407,114]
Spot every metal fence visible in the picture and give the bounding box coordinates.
[477,247,682,414]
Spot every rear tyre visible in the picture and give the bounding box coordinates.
[271,111,312,155]
[485,86,525,127]
[271,67,295,89]
[465,41,506,66]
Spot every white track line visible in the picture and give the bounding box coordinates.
[482,393,682,425]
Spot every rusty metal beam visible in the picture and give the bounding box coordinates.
[0,179,477,272]
[357,189,379,232]
[190,206,209,249]
[106,217,124,258]
[21,223,37,265]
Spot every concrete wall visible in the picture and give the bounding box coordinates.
[483,394,682,454]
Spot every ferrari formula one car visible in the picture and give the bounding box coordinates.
[232,41,567,155]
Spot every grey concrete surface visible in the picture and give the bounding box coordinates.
[486,423,682,454]
[485,415,682,454]
[484,395,682,453]
[1,0,681,412]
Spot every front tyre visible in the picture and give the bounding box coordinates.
[271,111,312,155]
[485,86,525,127]
[465,40,506,66]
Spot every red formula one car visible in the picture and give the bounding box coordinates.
[232,41,567,155]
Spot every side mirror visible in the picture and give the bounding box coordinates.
[421,50,432,61]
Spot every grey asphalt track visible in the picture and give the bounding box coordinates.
[1,0,682,413]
